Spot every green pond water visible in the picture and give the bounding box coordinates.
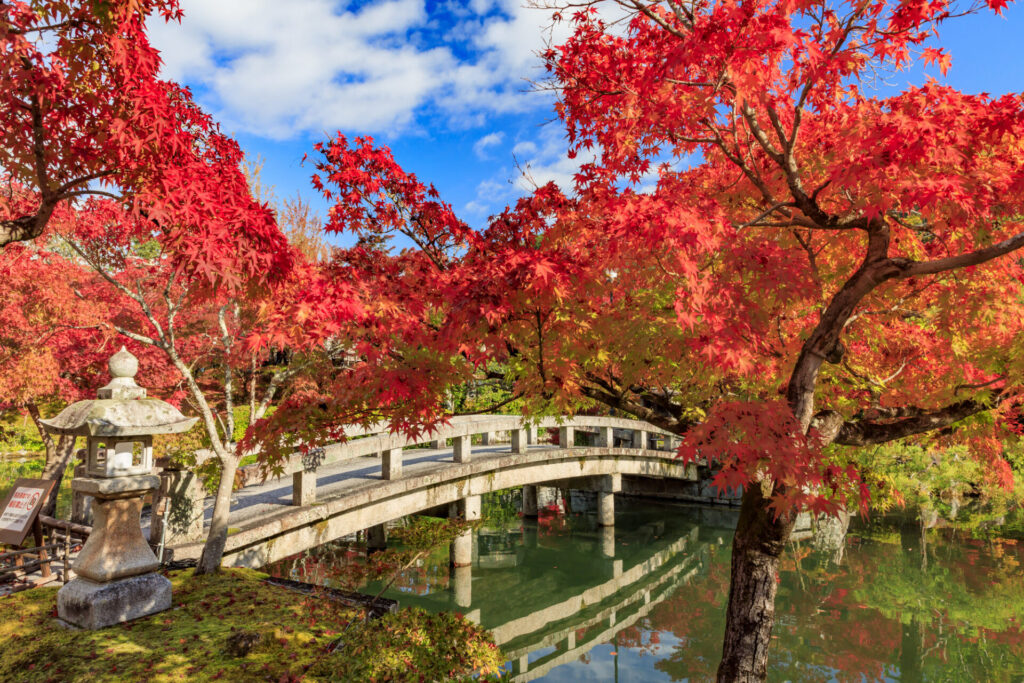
[267,492,1024,681]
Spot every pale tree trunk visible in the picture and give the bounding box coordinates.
[164,348,237,576]
[248,355,258,423]
[717,483,797,682]
[26,402,78,517]
[63,241,263,575]
[196,454,238,574]
[218,304,236,441]
[254,366,293,421]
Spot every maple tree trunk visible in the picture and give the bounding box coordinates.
[899,616,924,683]
[195,454,237,575]
[26,403,78,517]
[717,484,796,683]
[39,437,77,518]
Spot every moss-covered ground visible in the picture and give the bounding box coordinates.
[0,568,503,682]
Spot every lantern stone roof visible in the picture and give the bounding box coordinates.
[40,347,198,438]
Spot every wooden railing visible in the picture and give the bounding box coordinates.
[0,515,89,594]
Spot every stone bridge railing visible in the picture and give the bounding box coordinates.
[153,414,689,564]
[284,414,680,507]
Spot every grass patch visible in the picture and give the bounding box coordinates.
[0,568,503,682]
[0,411,46,454]
[0,456,75,520]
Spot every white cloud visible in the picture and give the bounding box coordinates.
[463,123,592,217]
[511,124,589,193]
[512,140,537,157]
[148,0,566,139]
[473,131,505,159]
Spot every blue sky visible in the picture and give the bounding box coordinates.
[148,0,1024,241]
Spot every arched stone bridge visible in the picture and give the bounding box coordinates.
[163,415,705,569]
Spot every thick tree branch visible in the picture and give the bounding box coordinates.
[904,229,1024,277]
[25,402,56,454]
[830,395,1001,446]
[578,383,693,435]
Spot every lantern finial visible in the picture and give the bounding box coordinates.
[97,347,145,399]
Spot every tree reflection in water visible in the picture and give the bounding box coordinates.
[651,514,1024,682]
[266,494,1024,682]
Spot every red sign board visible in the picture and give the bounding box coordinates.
[0,478,55,547]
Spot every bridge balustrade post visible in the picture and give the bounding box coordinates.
[429,438,443,449]
[566,630,576,649]
[526,425,535,445]
[596,426,613,448]
[151,466,204,544]
[511,428,527,453]
[558,425,574,449]
[452,435,470,463]
[598,473,621,527]
[632,429,647,450]
[382,447,403,480]
[481,431,495,445]
[292,469,316,506]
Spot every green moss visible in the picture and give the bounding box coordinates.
[0,568,502,682]
[312,609,503,681]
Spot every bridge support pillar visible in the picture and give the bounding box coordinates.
[632,429,647,450]
[596,426,613,448]
[292,469,316,506]
[382,447,403,480]
[452,435,470,463]
[511,428,527,453]
[367,523,387,553]
[522,484,538,518]
[558,425,574,449]
[598,474,620,527]
[450,495,480,567]
[452,565,472,608]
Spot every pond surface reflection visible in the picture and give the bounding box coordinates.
[266,494,1024,681]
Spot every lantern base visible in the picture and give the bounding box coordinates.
[57,572,171,630]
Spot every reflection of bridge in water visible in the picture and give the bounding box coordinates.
[273,501,737,681]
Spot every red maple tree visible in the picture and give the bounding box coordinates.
[1,0,289,288]
[249,1,1024,679]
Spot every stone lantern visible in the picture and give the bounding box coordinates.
[41,347,197,629]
